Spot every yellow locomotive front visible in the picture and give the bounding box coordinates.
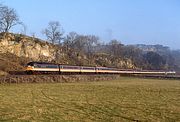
[25,62,35,74]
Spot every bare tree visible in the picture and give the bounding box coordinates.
[85,35,99,57]
[0,5,22,32]
[63,32,78,51]
[108,39,123,57]
[42,21,64,44]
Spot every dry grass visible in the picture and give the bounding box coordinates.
[0,77,180,121]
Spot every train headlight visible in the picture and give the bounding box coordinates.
[25,66,34,71]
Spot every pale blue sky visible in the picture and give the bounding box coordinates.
[2,0,180,49]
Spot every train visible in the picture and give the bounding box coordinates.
[25,62,176,75]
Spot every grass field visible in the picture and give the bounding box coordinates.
[0,77,180,122]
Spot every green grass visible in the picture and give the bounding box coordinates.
[0,77,180,122]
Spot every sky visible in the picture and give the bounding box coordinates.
[2,0,180,49]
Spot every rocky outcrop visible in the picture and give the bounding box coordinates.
[0,33,57,61]
[135,44,170,53]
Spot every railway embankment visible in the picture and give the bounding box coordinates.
[0,74,122,84]
[0,74,180,84]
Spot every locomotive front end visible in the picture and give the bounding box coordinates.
[25,62,35,74]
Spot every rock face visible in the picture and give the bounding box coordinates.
[135,44,170,53]
[0,33,57,61]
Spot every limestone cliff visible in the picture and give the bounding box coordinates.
[0,33,57,61]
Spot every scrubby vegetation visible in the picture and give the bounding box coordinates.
[0,53,31,76]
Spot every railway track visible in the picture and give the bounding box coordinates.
[132,74,180,80]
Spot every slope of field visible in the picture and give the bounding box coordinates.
[0,77,179,121]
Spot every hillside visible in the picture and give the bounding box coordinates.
[135,44,180,71]
[0,32,179,76]
[0,33,135,75]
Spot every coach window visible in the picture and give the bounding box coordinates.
[36,64,41,68]
[47,65,58,68]
[33,64,38,68]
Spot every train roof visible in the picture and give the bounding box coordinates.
[27,62,58,65]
